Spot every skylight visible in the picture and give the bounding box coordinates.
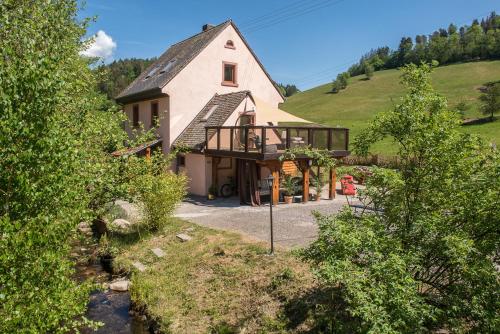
[144,66,159,79]
[159,59,177,74]
[202,105,218,121]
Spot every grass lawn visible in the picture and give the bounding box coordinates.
[281,61,500,155]
[112,218,335,333]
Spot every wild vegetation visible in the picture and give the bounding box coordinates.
[277,83,300,97]
[0,1,186,332]
[96,58,156,100]
[282,60,500,154]
[347,12,500,77]
[302,64,500,332]
[113,218,318,333]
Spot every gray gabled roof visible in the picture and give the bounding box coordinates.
[115,21,231,104]
[115,20,285,104]
[173,91,251,150]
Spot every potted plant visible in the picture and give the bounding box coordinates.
[208,184,217,200]
[281,174,296,204]
[97,234,118,273]
[312,174,325,201]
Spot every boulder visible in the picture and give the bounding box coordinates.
[109,279,130,292]
[111,218,132,231]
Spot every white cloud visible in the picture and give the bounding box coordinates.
[81,30,116,60]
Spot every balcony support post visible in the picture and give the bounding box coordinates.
[300,160,310,203]
[329,167,337,199]
[261,127,266,154]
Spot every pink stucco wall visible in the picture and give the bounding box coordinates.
[180,153,209,196]
[122,96,170,153]
[163,24,284,149]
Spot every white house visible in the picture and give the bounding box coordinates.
[116,20,349,205]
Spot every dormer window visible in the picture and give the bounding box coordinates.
[222,62,238,87]
[225,40,235,49]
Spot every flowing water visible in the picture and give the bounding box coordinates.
[75,257,152,333]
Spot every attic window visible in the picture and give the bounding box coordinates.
[202,105,218,122]
[144,66,159,79]
[225,40,235,49]
[222,62,238,87]
[160,59,177,73]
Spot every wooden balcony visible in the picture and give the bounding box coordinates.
[205,125,349,160]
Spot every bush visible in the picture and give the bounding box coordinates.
[0,1,106,332]
[136,172,187,231]
[332,72,350,93]
[304,64,500,332]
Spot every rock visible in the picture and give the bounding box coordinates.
[77,222,92,235]
[109,279,130,292]
[150,248,165,258]
[185,227,195,232]
[111,218,132,231]
[132,261,146,272]
[176,233,192,242]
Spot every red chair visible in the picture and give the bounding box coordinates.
[341,175,356,196]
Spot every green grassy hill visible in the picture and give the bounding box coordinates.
[281,61,500,154]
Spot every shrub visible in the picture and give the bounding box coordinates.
[364,62,374,79]
[136,172,187,231]
[0,1,108,332]
[304,64,500,332]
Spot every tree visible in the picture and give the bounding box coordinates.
[303,64,499,332]
[332,72,350,93]
[363,62,374,80]
[397,37,413,66]
[96,58,156,100]
[277,83,300,97]
[479,82,500,120]
[0,1,176,332]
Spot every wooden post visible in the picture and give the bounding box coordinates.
[301,161,310,203]
[145,147,151,161]
[268,161,280,205]
[329,167,337,199]
[211,157,219,195]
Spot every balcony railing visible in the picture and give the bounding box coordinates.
[205,125,349,160]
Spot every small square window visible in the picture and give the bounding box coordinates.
[151,102,159,128]
[132,105,139,127]
[222,62,238,86]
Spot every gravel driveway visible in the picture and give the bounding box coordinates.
[175,187,353,249]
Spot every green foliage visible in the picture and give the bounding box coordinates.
[277,83,300,97]
[454,100,469,118]
[129,153,187,232]
[97,234,118,258]
[479,82,500,120]
[310,173,326,193]
[281,174,298,196]
[0,1,104,332]
[332,72,350,93]
[364,62,374,80]
[348,12,500,77]
[304,64,500,332]
[279,146,337,169]
[96,58,156,100]
[281,61,500,154]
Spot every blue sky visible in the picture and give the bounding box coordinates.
[80,0,499,90]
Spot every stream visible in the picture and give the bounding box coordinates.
[75,251,152,333]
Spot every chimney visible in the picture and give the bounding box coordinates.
[202,24,215,32]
